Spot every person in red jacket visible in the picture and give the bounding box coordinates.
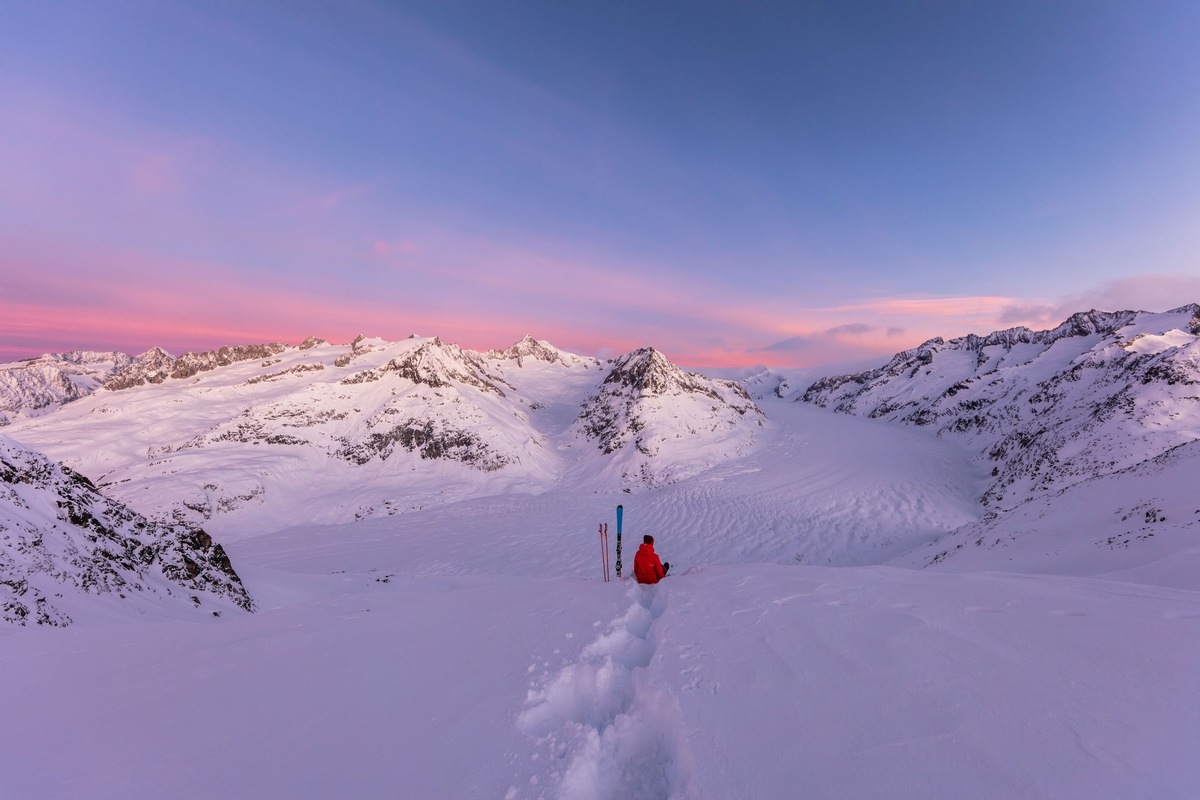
[633,535,670,584]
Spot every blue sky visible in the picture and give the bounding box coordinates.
[2,1,1198,367]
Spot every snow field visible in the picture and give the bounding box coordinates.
[5,560,1197,799]
[649,566,1200,799]
[0,571,630,799]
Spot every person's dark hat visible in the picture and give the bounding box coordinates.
[643,534,654,544]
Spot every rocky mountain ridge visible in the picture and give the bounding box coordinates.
[4,336,764,533]
[1,435,253,626]
[801,305,1200,509]
[0,350,133,425]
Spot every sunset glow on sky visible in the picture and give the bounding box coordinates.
[3,1,1199,369]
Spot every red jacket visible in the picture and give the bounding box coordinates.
[633,543,665,584]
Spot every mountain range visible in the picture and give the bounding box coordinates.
[801,305,1200,507]
[3,335,762,538]
[2,306,1198,622]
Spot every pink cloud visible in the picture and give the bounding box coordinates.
[1035,274,1200,320]
[372,239,418,257]
[4,89,1194,372]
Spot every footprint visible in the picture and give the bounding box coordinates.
[516,584,694,798]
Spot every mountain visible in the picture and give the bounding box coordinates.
[801,305,1200,510]
[572,347,763,486]
[0,350,134,425]
[487,333,598,368]
[4,336,763,534]
[0,435,252,626]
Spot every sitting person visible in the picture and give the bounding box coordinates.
[633,534,670,584]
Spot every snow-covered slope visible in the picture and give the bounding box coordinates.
[894,436,1200,587]
[0,350,133,425]
[0,435,252,626]
[4,511,1196,798]
[3,336,765,534]
[802,305,1200,509]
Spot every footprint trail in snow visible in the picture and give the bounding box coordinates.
[512,585,698,800]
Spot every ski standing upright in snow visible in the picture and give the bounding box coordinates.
[615,504,624,579]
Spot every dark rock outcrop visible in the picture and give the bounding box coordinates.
[1,436,253,626]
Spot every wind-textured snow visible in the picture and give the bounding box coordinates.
[2,321,1199,799]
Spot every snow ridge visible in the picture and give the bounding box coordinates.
[516,585,696,800]
[490,335,600,369]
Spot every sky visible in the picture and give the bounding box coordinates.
[2,1,1199,370]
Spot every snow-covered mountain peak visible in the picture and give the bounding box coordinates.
[103,342,293,390]
[5,334,605,531]
[600,347,712,397]
[1048,308,1139,340]
[572,347,763,486]
[489,335,597,369]
[737,367,799,401]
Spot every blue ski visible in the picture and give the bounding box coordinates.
[616,504,624,578]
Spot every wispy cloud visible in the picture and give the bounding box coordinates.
[371,239,418,258]
[4,73,1197,371]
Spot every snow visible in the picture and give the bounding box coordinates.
[3,559,1197,798]
[3,329,1200,798]
[5,337,767,534]
[1125,328,1193,355]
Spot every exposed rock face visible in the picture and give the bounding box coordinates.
[327,338,518,472]
[0,351,134,425]
[105,343,290,390]
[800,305,1200,508]
[103,346,176,389]
[343,338,510,396]
[0,436,253,626]
[573,348,763,485]
[337,418,510,470]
